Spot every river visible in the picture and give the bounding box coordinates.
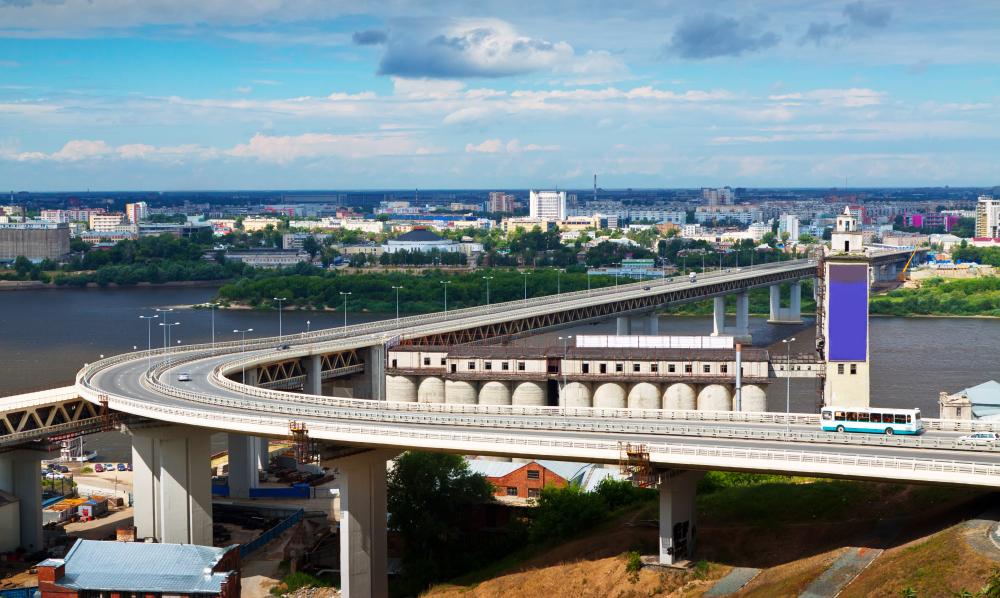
[2,286,998,460]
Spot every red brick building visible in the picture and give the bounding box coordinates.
[468,459,572,499]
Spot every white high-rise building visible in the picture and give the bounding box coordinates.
[778,214,800,240]
[975,195,1000,239]
[701,187,734,206]
[125,201,148,224]
[529,190,567,221]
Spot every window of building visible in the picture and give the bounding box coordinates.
[423,357,431,366]
[526,470,540,480]
[440,358,447,366]
[485,361,492,370]
[391,359,397,368]
[582,363,590,374]
[518,361,526,371]
[633,363,641,373]
[600,363,607,374]
[956,407,963,418]
[850,364,857,375]
[615,363,624,373]
[468,361,475,370]
[838,363,845,375]
[506,486,518,496]
[528,488,541,498]
[684,364,693,373]
[451,364,457,373]
[502,362,509,371]
[668,364,676,373]
[650,363,658,373]
[703,364,711,373]
[720,364,728,374]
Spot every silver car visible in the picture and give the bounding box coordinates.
[957,432,998,446]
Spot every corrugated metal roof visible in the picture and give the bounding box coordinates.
[963,380,1000,407]
[466,459,521,478]
[55,540,237,593]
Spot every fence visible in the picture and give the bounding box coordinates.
[0,588,37,598]
[239,508,305,559]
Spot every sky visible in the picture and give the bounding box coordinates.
[0,0,998,191]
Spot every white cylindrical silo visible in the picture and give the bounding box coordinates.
[511,381,547,406]
[593,382,626,408]
[386,375,417,402]
[627,382,660,410]
[417,376,445,403]
[478,380,512,405]
[697,384,733,411]
[562,382,592,408]
[663,383,696,410]
[740,384,767,412]
[445,380,479,404]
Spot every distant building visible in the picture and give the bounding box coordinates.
[37,540,241,598]
[241,216,282,232]
[702,186,734,206]
[500,216,556,235]
[694,206,761,225]
[529,190,567,221]
[939,380,1000,421]
[488,191,515,213]
[125,201,148,224]
[0,221,70,261]
[382,229,458,254]
[975,195,1000,238]
[88,213,125,232]
[223,250,309,268]
[778,214,799,240]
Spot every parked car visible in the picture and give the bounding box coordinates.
[177,373,192,382]
[957,432,998,446]
[94,464,104,473]
[44,472,64,480]
[126,463,133,471]
[117,463,127,471]
[56,465,69,473]
[104,463,115,470]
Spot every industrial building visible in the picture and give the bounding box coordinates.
[37,540,241,598]
[0,220,70,261]
[529,190,567,221]
[381,229,458,254]
[939,380,1000,421]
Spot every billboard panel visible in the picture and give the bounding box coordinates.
[827,263,868,361]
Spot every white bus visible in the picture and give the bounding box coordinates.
[820,406,923,435]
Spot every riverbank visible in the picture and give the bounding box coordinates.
[0,278,229,291]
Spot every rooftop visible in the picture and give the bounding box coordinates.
[391,229,446,243]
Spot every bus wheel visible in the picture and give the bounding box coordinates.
[885,428,894,435]
[836,425,845,433]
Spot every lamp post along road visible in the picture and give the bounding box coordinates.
[234,328,254,384]
[158,321,179,367]
[557,268,564,297]
[520,271,530,303]
[139,314,158,371]
[273,297,287,340]
[340,292,351,328]
[392,286,403,324]
[783,337,796,432]
[440,280,451,313]
[154,308,173,363]
[482,275,493,306]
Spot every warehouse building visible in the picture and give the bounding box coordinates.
[0,221,70,262]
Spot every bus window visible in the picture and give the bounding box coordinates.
[882,414,893,423]
[906,415,912,423]
[846,412,857,422]
[822,411,832,420]
[894,414,906,424]
[835,411,845,420]
[858,412,870,422]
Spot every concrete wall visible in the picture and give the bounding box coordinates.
[0,496,20,553]
[0,224,70,260]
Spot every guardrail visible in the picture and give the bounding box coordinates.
[0,388,81,413]
[0,416,109,448]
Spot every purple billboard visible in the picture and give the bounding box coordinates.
[828,263,868,361]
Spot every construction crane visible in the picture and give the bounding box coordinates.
[897,248,920,282]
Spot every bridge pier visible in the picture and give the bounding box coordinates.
[337,450,397,598]
[768,282,803,324]
[648,312,659,335]
[616,316,631,336]
[0,447,52,552]
[712,293,751,342]
[227,433,260,499]
[305,354,322,396]
[658,470,705,566]
[257,437,270,470]
[131,425,213,545]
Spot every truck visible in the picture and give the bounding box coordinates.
[688,272,697,283]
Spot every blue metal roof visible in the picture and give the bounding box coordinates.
[53,540,238,593]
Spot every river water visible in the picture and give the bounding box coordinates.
[2,286,998,460]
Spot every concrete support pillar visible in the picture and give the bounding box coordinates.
[648,312,659,335]
[769,285,781,322]
[735,291,749,338]
[227,433,259,499]
[711,297,726,336]
[0,448,50,551]
[790,281,802,321]
[131,425,213,545]
[357,345,386,400]
[658,470,705,566]
[338,450,396,598]
[257,437,270,471]
[616,316,631,336]
[305,354,322,396]
[242,367,258,387]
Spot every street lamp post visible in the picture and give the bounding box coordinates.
[557,268,564,297]
[139,314,158,370]
[392,286,403,324]
[158,321,180,366]
[306,320,311,334]
[273,297,287,340]
[440,280,451,313]
[482,275,493,306]
[340,292,351,328]
[206,302,218,350]
[520,271,530,303]
[558,335,573,399]
[783,337,796,432]
[234,328,254,384]
[154,307,173,361]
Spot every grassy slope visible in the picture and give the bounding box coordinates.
[422,480,993,598]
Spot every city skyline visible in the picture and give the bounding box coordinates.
[1,0,998,190]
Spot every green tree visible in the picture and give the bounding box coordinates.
[301,236,321,261]
[387,452,495,591]
[12,255,31,278]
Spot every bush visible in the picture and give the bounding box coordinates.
[81,467,93,474]
[269,571,331,595]
[595,478,656,510]
[624,550,642,584]
[529,484,607,543]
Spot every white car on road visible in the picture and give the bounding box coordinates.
[957,432,998,447]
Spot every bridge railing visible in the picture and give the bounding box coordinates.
[79,379,1000,486]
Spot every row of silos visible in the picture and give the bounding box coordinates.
[386,375,549,406]
[386,374,767,412]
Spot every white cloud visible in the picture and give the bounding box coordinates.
[769,87,885,107]
[225,131,432,163]
[235,86,253,94]
[465,138,503,154]
[50,139,113,162]
[465,138,560,154]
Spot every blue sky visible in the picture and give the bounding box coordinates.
[0,0,998,190]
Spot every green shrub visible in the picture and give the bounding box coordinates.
[529,484,606,543]
[624,550,642,584]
